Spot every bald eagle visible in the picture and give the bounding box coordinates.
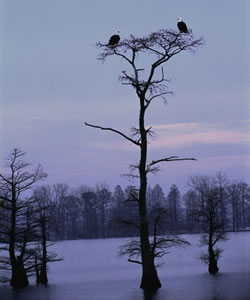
[177,17,188,33]
[108,30,120,46]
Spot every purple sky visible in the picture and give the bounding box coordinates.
[1,0,249,193]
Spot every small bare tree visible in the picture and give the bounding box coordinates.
[86,28,204,289]
[0,148,47,287]
[32,186,63,285]
[189,174,228,274]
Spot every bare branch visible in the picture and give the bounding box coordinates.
[145,91,172,108]
[85,122,141,146]
[128,259,142,265]
[121,173,140,181]
[149,156,197,167]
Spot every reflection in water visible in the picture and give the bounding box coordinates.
[0,284,54,300]
[143,289,159,300]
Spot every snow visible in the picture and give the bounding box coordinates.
[0,232,249,300]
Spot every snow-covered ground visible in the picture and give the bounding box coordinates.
[0,232,249,300]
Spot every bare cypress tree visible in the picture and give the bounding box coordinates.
[32,186,63,285]
[189,175,228,274]
[85,28,204,289]
[0,148,47,287]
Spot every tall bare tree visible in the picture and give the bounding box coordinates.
[167,184,182,233]
[227,181,250,231]
[81,191,98,238]
[85,28,204,289]
[183,189,200,232]
[96,186,112,238]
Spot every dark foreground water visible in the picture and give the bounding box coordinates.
[0,232,249,300]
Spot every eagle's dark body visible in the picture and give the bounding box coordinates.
[177,20,188,33]
[108,34,120,46]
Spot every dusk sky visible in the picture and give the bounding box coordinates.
[1,0,249,193]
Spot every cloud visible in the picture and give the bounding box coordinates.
[149,121,250,149]
[83,120,250,155]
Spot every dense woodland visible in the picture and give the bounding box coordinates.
[15,174,250,241]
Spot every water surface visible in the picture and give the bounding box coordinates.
[0,232,249,300]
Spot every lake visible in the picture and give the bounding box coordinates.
[0,232,249,300]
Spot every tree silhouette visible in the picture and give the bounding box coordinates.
[189,174,228,274]
[0,148,47,287]
[32,186,63,285]
[85,27,204,289]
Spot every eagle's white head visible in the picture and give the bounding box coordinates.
[114,30,120,35]
[177,17,182,22]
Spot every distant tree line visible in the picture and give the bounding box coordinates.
[12,174,248,242]
[29,172,250,277]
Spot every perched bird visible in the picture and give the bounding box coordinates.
[177,17,188,33]
[108,30,120,46]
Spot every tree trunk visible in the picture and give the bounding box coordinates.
[138,100,161,290]
[242,196,245,229]
[139,179,161,289]
[140,247,161,289]
[35,255,40,285]
[10,190,29,288]
[208,223,218,275]
[208,246,218,274]
[11,256,29,288]
[38,216,48,285]
[38,267,48,285]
